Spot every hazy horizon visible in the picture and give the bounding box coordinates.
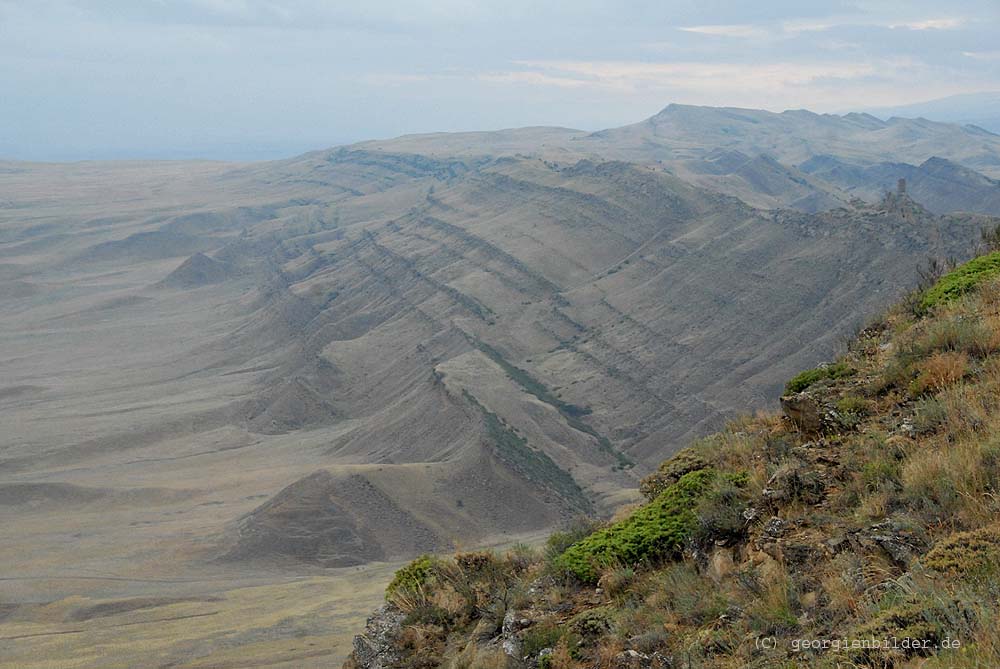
[3,0,999,162]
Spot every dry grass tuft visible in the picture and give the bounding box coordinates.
[913,350,968,393]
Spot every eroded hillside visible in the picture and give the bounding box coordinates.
[2,107,1000,667]
[345,243,1000,669]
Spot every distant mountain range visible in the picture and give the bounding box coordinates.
[860,91,1000,134]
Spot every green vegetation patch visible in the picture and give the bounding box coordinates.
[924,524,1000,577]
[853,599,969,661]
[639,447,710,501]
[554,469,717,583]
[386,554,436,599]
[785,361,855,394]
[921,251,1000,310]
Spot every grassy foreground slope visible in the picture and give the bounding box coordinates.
[345,245,1000,668]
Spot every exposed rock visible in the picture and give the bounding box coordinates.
[861,520,926,566]
[349,605,404,669]
[762,461,825,505]
[763,516,787,538]
[500,609,522,658]
[781,392,824,433]
[707,546,736,582]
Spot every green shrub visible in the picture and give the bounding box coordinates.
[568,607,614,637]
[921,251,1000,310]
[639,447,710,500]
[545,518,604,566]
[554,469,717,583]
[924,525,1000,578]
[835,394,870,429]
[785,362,855,394]
[693,473,752,545]
[861,457,901,494]
[387,554,436,600]
[853,598,972,663]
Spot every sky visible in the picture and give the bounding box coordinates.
[1,1,999,161]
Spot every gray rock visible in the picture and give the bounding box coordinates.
[349,604,404,669]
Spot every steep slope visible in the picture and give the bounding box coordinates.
[3,150,996,573]
[672,150,847,212]
[201,157,996,567]
[348,245,1000,669]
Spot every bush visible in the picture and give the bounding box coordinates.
[836,394,869,416]
[521,620,565,659]
[912,397,948,434]
[568,607,615,637]
[924,525,1000,578]
[693,474,751,545]
[917,317,994,359]
[861,457,901,494]
[554,469,717,583]
[921,251,1000,310]
[597,564,636,598]
[652,562,728,625]
[853,598,971,664]
[638,447,709,501]
[545,518,604,566]
[387,555,437,600]
[785,362,855,394]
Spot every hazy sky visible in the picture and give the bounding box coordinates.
[2,1,999,160]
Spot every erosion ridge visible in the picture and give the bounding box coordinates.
[346,240,1000,669]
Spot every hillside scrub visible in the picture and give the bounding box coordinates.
[347,261,1000,669]
[921,250,1000,310]
[784,361,854,394]
[553,469,718,583]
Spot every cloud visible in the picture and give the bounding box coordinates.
[889,17,965,30]
[677,15,969,42]
[677,24,770,39]
[505,60,883,95]
[963,50,1000,60]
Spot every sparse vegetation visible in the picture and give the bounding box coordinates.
[349,247,1000,669]
[469,337,633,470]
[784,361,854,394]
[465,391,592,513]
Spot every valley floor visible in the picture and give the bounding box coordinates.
[0,564,397,669]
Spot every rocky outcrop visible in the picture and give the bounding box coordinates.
[346,605,404,669]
